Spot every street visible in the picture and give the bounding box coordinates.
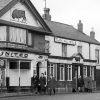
[0,93,100,100]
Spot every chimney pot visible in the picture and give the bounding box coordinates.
[42,8,51,21]
[90,28,95,39]
[77,20,83,32]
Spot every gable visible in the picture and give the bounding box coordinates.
[0,2,42,27]
[0,0,51,33]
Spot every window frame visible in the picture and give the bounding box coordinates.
[95,49,99,64]
[48,63,54,77]
[9,27,27,44]
[83,66,87,77]
[62,43,67,57]
[60,64,65,81]
[77,46,82,54]
[90,66,94,80]
[27,32,32,46]
[67,65,72,81]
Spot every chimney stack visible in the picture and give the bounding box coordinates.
[42,8,51,21]
[90,28,95,39]
[77,20,83,32]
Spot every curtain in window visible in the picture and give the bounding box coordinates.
[0,26,6,41]
[9,27,26,44]
[28,33,32,45]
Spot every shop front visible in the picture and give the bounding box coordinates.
[47,53,97,93]
[0,50,48,91]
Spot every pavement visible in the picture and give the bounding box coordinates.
[0,91,100,98]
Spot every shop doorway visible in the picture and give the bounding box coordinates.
[36,62,42,78]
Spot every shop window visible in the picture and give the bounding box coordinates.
[90,66,94,80]
[20,61,30,69]
[62,44,67,57]
[83,66,87,77]
[60,64,65,81]
[67,65,72,81]
[77,46,82,54]
[48,63,54,77]
[9,61,18,69]
[48,63,57,80]
[9,27,26,44]
[28,32,32,46]
[95,49,99,64]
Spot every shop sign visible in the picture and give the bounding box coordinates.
[0,51,28,59]
[55,37,76,45]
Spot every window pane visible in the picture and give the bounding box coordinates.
[51,67,53,76]
[95,49,99,64]
[9,27,26,44]
[0,26,6,41]
[45,40,49,53]
[77,46,82,54]
[69,68,71,80]
[20,62,30,69]
[61,67,64,80]
[62,44,67,57]
[28,33,32,45]
[9,61,18,69]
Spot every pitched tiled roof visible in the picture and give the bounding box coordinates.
[45,20,100,45]
[0,0,12,10]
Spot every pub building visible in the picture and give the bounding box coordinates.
[0,0,52,91]
[43,8,100,92]
[0,0,100,93]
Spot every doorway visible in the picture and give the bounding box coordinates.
[36,62,42,78]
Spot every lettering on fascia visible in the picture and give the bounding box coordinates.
[0,51,28,59]
[55,37,76,45]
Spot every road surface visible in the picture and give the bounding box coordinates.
[1,93,100,100]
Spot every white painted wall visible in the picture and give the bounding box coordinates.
[46,35,100,61]
[48,36,62,56]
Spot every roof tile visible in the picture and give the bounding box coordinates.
[45,20,100,44]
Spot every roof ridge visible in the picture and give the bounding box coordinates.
[45,20,73,27]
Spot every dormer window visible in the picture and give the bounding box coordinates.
[9,27,26,44]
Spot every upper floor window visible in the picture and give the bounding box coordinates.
[0,26,6,41]
[62,44,67,57]
[9,27,26,44]
[77,46,82,54]
[95,49,99,64]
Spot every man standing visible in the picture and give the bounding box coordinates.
[78,75,84,92]
[39,73,46,94]
[48,74,56,95]
[32,74,39,94]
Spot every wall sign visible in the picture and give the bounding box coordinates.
[55,37,76,45]
[11,9,27,23]
[0,50,28,59]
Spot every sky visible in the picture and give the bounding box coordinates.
[31,0,100,41]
